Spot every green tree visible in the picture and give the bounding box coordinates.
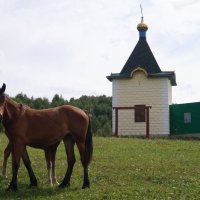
[51,94,67,107]
[33,97,50,109]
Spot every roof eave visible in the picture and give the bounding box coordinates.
[106,73,130,82]
[107,71,177,86]
[148,71,177,86]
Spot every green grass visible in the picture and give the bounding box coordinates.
[0,134,200,199]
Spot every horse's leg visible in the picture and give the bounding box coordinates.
[59,134,75,188]
[76,141,90,189]
[45,149,52,185]
[45,143,59,185]
[51,143,60,185]
[2,142,12,177]
[6,140,24,191]
[22,147,37,188]
[82,119,93,189]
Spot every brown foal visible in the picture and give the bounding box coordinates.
[2,141,60,185]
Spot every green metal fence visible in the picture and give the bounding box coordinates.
[170,102,200,135]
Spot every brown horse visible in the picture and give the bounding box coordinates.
[0,83,93,191]
[2,141,60,185]
[2,103,60,185]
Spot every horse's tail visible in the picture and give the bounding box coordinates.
[84,117,93,165]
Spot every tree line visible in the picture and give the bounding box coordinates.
[0,93,112,136]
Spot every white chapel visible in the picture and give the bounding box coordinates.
[107,17,177,137]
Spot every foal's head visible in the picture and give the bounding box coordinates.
[0,83,6,122]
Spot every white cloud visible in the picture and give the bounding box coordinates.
[0,0,199,103]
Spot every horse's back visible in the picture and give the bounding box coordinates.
[59,105,89,131]
[23,105,89,146]
[59,105,88,119]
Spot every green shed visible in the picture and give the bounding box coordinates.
[170,102,200,136]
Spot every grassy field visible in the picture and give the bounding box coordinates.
[0,134,200,199]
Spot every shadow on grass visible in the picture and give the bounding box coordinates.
[0,182,81,199]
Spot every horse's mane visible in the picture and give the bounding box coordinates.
[5,94,30,116]
[4,94,18,106]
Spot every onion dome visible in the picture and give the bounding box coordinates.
[137,17,148,38]
[106,12,177,86]
[137,17,148,31]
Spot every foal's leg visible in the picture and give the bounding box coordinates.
[50,143,60,185]
[45,142,59,185]
[2,142,11,177]
[59,134,76,188]
[45,149,52,185]
[22,147,37,188]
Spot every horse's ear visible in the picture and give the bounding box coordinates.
[1,83,6,93]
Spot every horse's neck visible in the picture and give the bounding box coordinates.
[4,96,21,122]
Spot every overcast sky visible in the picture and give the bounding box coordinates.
[0,0,199,103]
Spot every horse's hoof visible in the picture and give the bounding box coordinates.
[29,184,37,189]
[82,184,90,189]
[58,184,65,189]
[29,181,37,188]
[6,185,17,191]
[58,182,70,188]
[48,180,53,186]
[55,181,60,185]
[2,171,7,178]
[52,179,59,185]
[82,180,90,189]
[2,174,7,179]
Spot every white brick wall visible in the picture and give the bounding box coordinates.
[112,71,172,136]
